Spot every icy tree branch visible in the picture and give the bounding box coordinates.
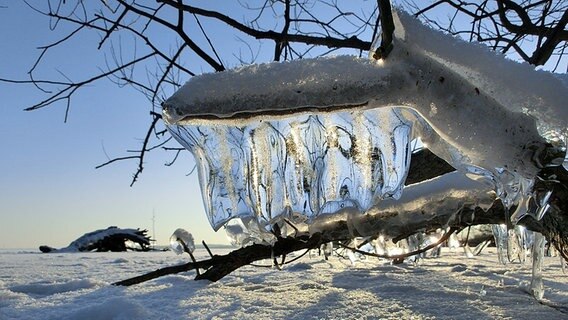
[112,146,568,285]
[405,0,568,70]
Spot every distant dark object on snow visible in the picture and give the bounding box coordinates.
[39,226,152,253]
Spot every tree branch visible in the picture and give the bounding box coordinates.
[157,0,372,51]
[529,7,568,65]
[115,0,225,71]
[373,0,395,59]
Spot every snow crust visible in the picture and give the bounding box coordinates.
[163,10,567,246]
[9,279,100,297]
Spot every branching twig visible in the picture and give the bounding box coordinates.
[404,0,568,68]
[157,0,372,51]
[202,240,213,258]
[96,111,162,186]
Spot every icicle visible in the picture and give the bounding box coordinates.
[507,228,521,263]
[515,226,528,264]
[406,233,423,264]
[428,231,443,258]
[536,190,552,220]
[492,224,508,265]
[505,225,528,263]
[530,232,545,300]
[374,236,386,256]
[346,240,358,266]
[322,242,333,260]
[346,250,357,266]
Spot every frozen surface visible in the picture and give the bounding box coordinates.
[1,248,567,320]
[163,10,567,245]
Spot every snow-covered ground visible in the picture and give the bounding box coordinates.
[1,247,567,319]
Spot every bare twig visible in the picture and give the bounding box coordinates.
[96,111,162,186]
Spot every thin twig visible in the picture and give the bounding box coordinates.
[202,240,213,258]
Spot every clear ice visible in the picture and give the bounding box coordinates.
[530,232,546,299]
[168,107,413,244]
[169,228,195,254]
[492,224,508,265]
[492,224,529,264]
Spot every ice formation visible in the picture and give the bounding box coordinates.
[169,228,195,254]
[168,108,413,239]
[162,10,567,249]
[531,232,546,299]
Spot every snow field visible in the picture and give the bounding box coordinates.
[1,248,567,320]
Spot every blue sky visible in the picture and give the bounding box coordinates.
[0,1,228,248]
[0,1,378,249]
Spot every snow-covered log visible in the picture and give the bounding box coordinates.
[39,226,151,253]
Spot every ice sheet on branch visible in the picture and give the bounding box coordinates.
[309,171,497,239]
[163,10,567,246]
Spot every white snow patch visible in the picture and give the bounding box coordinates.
[393,10,568,134]
[62,297,150,320]
[109,258,129,264]
[9,279,101,297]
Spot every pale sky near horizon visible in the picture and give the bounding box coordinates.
[0,1,234,249]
